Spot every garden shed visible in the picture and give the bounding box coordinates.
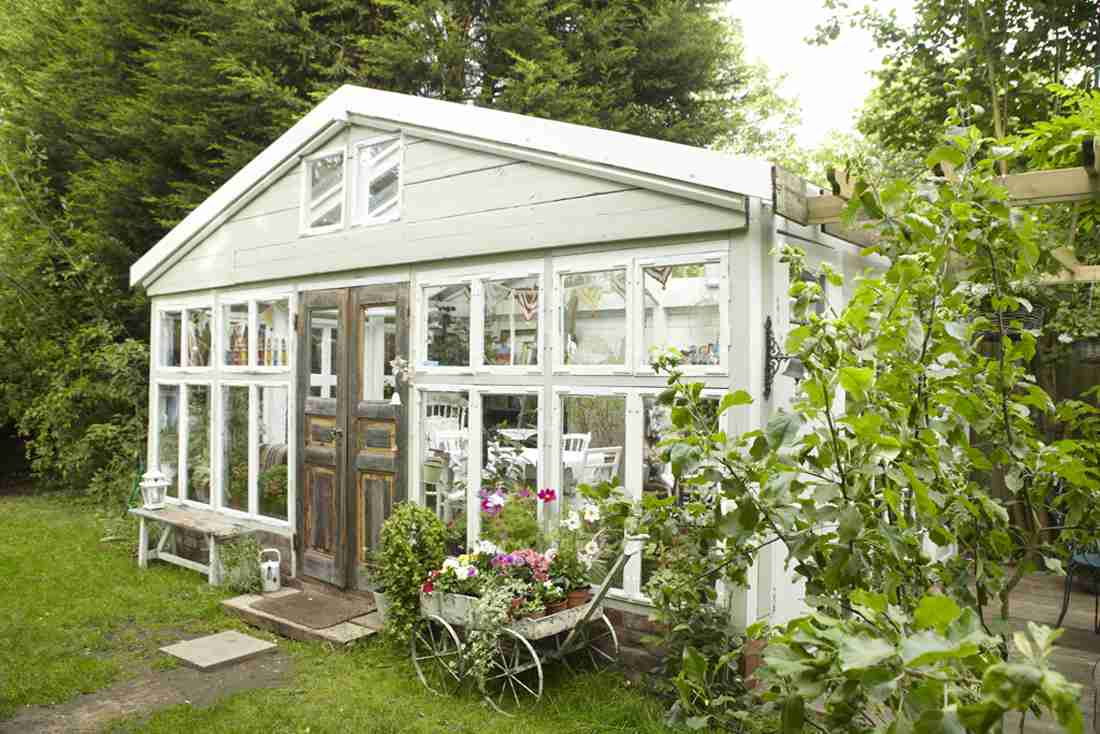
[130,84,873,635]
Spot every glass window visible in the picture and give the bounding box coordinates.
[361,305,397,400]
[642,262,722,368]
[424,284,471,367]
[421,391,469,546]
[223,303,249,367]
[561,269,627,366]
[257,300,290,368]
[222,386,250,512]
[357,137,401,223]
[186,385,211,503]
[481,394,540,551]
[560,395,625,501]
[160,311,182,367]
[306,152,344,230]
[186,308,212,367]
[484,277,539,367]
[640,395,721,587]
[309,309,339,398]
[158,385,180,498]
[257,386,290,520]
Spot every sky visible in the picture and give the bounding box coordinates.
[727,1,915,150]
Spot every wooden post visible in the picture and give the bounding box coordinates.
[138,517,149,568]
[207,533,221,586]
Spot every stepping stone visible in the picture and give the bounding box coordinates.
[160,630,277,671]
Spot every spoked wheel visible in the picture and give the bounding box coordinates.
[411,615,464,696]
[481,629,543,714]
[555,614,619,671]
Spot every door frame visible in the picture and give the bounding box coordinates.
[296,283,409,590]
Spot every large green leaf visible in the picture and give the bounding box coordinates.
[766,411,802,448]
[839,366,874,397]
[914,595,962,633]
[838,635,895,671]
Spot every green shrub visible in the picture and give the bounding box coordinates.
[220,534,263,594]
[379,503,447,641]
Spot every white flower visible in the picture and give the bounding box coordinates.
[714,538,728,555]
[442,557,460,572]
[720,498,736,516]
[473,539,499,555]
[564,511,582,531]
[1058,333,1074,344]
[544,547,558,563]
[488,492,506,508]
[584,540,600,558]
[582,503,600,523]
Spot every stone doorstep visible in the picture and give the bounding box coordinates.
[222,589,378,645]
[160,630,277,672]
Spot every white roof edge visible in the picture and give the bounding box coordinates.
[131,85,773,288]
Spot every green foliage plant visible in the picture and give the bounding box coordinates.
[220,534,263,594]
[593,118,1100,731]
[379,502,447,642]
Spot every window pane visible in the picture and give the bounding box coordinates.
[484,277,539,366]
[369,164,399,215]
[158,385,180,498]
[642,262,721,367]
[309,309,339,398]
[560,395,625,501]
[310,203,341,229]
[561,270,626,366]
[481,394,540,551]
[421,391,468,549]
[257,300,290,368]
[223,303,249,366]
[186,385,211,503]
[360,306,397,400]
[160,311,182,367]
[309,152,344,202]
[424,285,471,367]
[222,386,250,512]
[258,386,290,520]
[186,309,212,368]
[641,395,721,587]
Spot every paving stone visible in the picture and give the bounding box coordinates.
[160,630,276,671]
[350,611,384,631]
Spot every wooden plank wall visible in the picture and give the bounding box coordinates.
[149,124,745,295]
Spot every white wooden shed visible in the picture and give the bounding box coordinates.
[130,84,871,629]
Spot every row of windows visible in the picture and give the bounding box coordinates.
[156,382,291,524]
[417,254,729,375]
[158,298,291,370]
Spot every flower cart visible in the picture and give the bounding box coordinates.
[410,534,648,712]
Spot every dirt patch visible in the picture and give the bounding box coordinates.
[0,649,293,733]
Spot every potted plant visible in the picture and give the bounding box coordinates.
[543,581,567,615]
[378,503,448,640]
[361,550,391,624]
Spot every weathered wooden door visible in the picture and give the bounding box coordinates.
[298,289,349,586]
[297,285,408,589]
[348,284,409,589]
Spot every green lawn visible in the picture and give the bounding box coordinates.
[0,494,672,733]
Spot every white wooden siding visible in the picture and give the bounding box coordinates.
[148,125,746,295]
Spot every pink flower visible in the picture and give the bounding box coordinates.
[518,487,533,498]
[537,488,557,503]
[421,581,434,593]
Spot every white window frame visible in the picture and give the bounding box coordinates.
[220,297,293,374]
[351,134,403,227]
[416,277,477,375]
[634,251,728,376]
[178,380,215,507]
[476,270,545,375]
[219,299,255,371]
[156,301,214,372]
[300,147,347,236]
[153,380,185,502]
[553,257,633,376]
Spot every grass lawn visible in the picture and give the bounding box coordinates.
[0,494,672,733]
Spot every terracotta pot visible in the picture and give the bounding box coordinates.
[546,600,568,615]
[566,588,591,609]
[525,608,547,619]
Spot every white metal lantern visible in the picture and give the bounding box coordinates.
[140,469,169,510]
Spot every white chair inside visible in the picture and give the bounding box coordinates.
[580,445,622,484]
[561,432,592,453]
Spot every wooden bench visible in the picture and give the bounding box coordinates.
[129,505,292,585]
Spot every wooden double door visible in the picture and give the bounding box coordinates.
[297,284,408,589]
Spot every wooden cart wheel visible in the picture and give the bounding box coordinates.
[481,628,543,713]
[555,613,619,670]
[411,615,463,696]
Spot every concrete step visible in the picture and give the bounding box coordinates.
[223,589,378,645]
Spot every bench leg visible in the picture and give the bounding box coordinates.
[138,517,149,569]
[208,534,221,586]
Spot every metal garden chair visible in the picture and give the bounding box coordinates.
[1056,540,1100,633]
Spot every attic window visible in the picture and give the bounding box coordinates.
[303,151,345,233]
[353,135,401,225]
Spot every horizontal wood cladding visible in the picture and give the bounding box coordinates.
[150,130,746,295]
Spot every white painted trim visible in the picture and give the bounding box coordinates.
[350,133,403,227]
[299,146,348,237]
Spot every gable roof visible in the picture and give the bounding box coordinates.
[131,85,772,288]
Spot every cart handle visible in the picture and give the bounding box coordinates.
[560,534,649,650]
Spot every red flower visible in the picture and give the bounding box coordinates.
[537,487,557,503]
[421,581,434,593]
